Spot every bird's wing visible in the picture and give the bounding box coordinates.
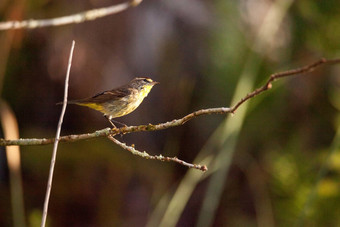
[75,86,131,104]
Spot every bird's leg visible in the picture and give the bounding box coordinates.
[104,115,116,128]
[104,115,127,128]
[110,119,128,127]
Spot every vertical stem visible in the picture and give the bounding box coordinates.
[41,40,75,227]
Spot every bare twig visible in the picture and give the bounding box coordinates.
[0,0,142,30]
[41,40,75,227]
[0,127,114,146]
[1,58,339,147]
[230,58,340,113]
[108,136,208,172]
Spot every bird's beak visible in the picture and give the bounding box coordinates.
[152,81,160,85]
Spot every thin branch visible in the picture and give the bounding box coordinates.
[0,0,142,30]
[41,40,75,227]
[0,58,339,147]
[108,136,208,172]
[0,128,114,146]
[0,107,232,146]
[230,58,340,112]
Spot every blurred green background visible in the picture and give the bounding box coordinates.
[1,0,340,226]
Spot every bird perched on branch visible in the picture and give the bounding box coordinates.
[59,77,159,127]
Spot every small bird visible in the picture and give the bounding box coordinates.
[60,77,159,127]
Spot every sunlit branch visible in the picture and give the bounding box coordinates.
[0,0,142,30]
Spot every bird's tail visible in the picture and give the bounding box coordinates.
[56,100,104,111]
[56,100,80,105]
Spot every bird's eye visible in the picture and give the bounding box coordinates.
[143,78,152,83]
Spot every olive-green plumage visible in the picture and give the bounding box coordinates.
[64,77,159,127]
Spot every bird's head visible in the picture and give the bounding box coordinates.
[130,77,159,97]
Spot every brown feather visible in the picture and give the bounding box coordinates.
[70,85,133,104]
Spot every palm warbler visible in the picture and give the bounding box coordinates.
[61,77,159,127]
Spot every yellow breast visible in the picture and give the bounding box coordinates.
[139,85,153,98]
